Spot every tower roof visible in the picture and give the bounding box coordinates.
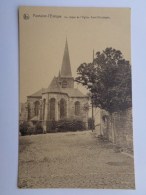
[58,70,61,79]
[47,76,61,93]
[60,39,72,77]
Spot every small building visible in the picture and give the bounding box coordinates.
[26,40,89,132]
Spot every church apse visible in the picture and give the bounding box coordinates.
[26,40,89,132]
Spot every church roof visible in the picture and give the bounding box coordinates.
[28,88,45,97]
[61,88,87,98]
[28,40,87,99]
[43,77,86,97]
[28,82,87,98]
[60,39,72,77]
[47,76,62,93]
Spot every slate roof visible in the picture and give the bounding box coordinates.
[60,39,72,77]
[44,77,87,97]
[27,88,45,97]
[47,76,62,93]
[28,40,87,99]
[61,88,86,97]
[28,78,87,98]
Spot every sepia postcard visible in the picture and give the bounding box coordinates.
[18,6,135,189]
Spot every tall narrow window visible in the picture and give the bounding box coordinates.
[75,101,80,115]
[50,98,56,120]
[34,101,40,116]
[60,99,67,119]
[42,99,46,120]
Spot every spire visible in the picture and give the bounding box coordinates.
[58,70,61,79]
[60,39,72,77]
[93,49,94,62]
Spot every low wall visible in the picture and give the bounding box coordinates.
[101,108,134,152]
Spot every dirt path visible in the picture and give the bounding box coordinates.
[18,131,135,189]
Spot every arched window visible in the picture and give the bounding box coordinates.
[42,99,46,120]
[34,101,40,116]
[50,98,56,120]
[60,99,67,119]
[62,80,67,88]
[75,101,80,116]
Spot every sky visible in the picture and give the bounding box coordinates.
[19,7,131,102]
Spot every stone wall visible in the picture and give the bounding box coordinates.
[47,93,68,120]
[68,97,88,129]
[27,97,41,120]
[41,93,89,131]
[19,102,28,121]
[101,108,134,151]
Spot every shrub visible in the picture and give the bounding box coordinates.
[19,121,35,136]
[46,120,57,133]
[27,126,35,135]
[35,121,44,134]
[19,121,43,135]
[47,119,85,132]
[19,121,28,136]
[58,119,84,132]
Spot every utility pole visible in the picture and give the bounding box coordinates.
[91,49,95,132]
[91,97,94,132]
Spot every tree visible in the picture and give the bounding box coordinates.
[75,47,132,113]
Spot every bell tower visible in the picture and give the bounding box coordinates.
[59,39,74,88]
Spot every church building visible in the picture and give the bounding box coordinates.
[26,40,89,132]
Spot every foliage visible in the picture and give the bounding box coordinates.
[47,120,57,133]
[35,121,44,134]
[19,121,34,135]
[75,48,132,113]
[19,121,27,136]
[19,121,43,135]
[47,119,85,132]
